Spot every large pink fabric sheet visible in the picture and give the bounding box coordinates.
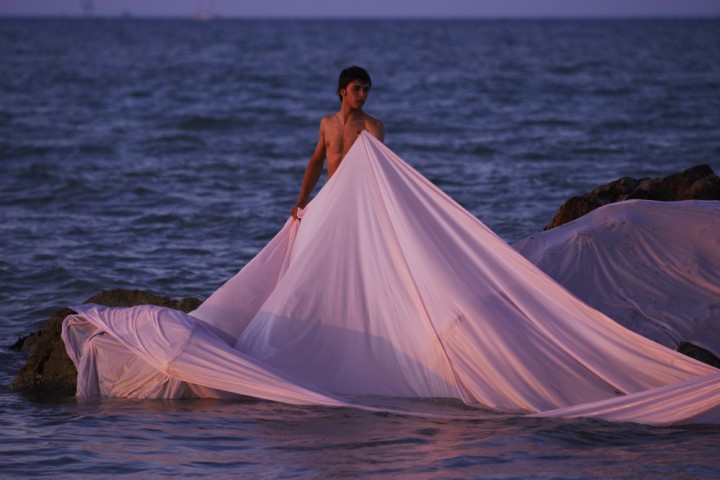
[514,199,720,358]
[62,132,720,425]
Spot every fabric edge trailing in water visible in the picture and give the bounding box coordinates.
[532,372,720,425]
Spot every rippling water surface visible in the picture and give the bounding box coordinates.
[1,17,719,478]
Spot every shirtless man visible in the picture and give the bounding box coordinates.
[291,66,385,219]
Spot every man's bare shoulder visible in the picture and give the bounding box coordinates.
[317,113,341,139]
[319,113,340,127]
[363,114,385,141]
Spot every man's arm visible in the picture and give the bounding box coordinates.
[291,127,326,219]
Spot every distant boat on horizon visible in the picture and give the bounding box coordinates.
[192,12,215,21]
[193,0,216,21]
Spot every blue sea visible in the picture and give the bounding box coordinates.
[1,17,719,478]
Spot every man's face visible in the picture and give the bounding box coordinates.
[341,80,370,109]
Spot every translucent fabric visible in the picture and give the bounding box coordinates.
[62,132,720,425]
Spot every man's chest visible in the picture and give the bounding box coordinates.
[325,123,365,154]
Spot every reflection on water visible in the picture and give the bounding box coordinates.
[2,393,719,478]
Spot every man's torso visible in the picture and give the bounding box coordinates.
[323,113,380,177]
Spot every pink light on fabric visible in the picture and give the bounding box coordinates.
[62,132,720,425]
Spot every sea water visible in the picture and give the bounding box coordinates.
[1,18,719,478]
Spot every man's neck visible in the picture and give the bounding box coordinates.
[338,104,364,123]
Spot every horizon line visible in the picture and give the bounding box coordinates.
[2,13,719,20]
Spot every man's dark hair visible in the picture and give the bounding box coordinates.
[337,66,372,102]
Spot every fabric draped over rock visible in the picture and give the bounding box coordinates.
[514,199,720,358]
[62,132,720,425]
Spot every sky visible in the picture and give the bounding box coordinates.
[1,0,719,18]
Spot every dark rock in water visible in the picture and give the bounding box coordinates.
[545,164,720,230]
[677,342,720,369]
[10,307,78,394]
[10,289,202,393]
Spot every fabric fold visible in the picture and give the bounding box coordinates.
[62,131,720,425]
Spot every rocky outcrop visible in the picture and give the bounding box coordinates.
[544,164,720,230]
[10,289,201,392]
[677,342,720,369]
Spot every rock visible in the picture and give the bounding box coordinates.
[544,164,720,230]
[677,342,720,369]
[10,289,202,392]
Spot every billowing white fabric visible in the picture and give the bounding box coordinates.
[62,132,720,425]
[63,304,345,406]
[514,199,720,357]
